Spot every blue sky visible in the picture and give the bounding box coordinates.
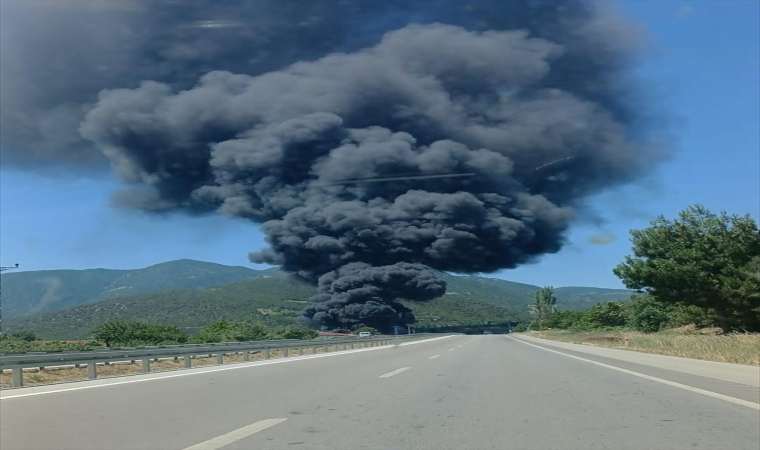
[1,0,758,288]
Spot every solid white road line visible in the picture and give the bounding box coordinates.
[398,335,454,346]
[2,336,454,400]
[429,355,441,360]
[379,367,411,378]
[181,418,287,450]
[509,337,760,411]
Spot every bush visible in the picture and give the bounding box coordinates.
[354,326,379,335]
[668,303,718,329]
[270,327,318,340]
[625,296,672,333]
[91,320,188,346]
[3,330,37,342]
[542,311,586,330]
[1,339,100,353]
[584,302,627,329]
[512,323,530,332]
[191,320,271,343]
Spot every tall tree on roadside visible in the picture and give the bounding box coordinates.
[529,286,557,330]
[613,205,760,332]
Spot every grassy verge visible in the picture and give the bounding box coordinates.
[524,329,760,366]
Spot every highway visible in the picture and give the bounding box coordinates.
[1,335,758,450]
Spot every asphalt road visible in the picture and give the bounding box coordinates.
[1,335,758,450]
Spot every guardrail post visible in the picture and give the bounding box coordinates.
[87,362,97,379]
[217,353,224,364]
[263,348,270,359]
[243,351,250,361]
[142,358,150,373]
[12,367,23,387]
[184,355,192,368]
[324,344,329,353]
[298,347,304,356]
[282,348,289,358]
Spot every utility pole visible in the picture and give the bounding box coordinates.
[0,263,20,336]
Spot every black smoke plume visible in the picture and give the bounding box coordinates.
[1,1,663,330]
[305,263,446,330]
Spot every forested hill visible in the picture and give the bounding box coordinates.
[5,260,633,340]
[1,259,269,320]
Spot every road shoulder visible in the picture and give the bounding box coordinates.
[512,334,760,388]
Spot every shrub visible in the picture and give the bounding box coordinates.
[512,323,530,332]
[625,296,672,333]
[668,303,718,329]
[1,339,100,353]
[91,320,188,346]
[354,326,379,335]
[542,311,586,330]
[191,320,271,343]
[6,330,37,342]
[271,327,318,340]
[584,302,627,328]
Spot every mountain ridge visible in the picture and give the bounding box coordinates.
[3,259,635,339]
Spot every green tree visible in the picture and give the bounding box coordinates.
[613,205,760,332]
[529,286,557,330]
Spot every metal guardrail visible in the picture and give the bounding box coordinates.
[1,334,436,388]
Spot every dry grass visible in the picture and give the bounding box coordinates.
[1,341,379,389]
[1,351,272,389]
[525,329,760,366]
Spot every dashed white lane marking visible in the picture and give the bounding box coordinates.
[429,355,441,360]
[181,418,287,450]
[447,348,455,352]
[509,337,760,411]
[379,367,411,378]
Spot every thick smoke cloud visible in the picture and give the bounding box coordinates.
[1,0,661,330]
[305,263,446,330]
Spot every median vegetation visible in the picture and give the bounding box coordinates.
[0,319,318,353]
